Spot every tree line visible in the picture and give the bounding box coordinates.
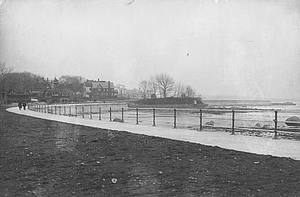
[139,73,197,99]
[0,63,84,95]
[1,63,197,99]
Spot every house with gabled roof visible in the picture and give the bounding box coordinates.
[35,77,70,103]
[83,79,117,100]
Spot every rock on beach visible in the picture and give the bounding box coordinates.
[285,116,300,127]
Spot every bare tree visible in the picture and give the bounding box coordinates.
[115,84,126,98]
[0,62,14,91]
[173,83,186,98]
[185,85,196,98]
[148,77,158,97]
[139,80,149,99]
[155,74,175,98]
[59,75,85,94]
[4,72,47,93]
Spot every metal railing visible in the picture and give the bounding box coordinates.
[28,103,300,139]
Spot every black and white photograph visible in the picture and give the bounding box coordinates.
[1,0,300,196]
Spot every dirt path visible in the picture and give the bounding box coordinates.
[1,106,300,196]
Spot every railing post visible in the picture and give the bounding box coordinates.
[109,107,112,121]
[64,106,66,116]
[75,106,77,117]
[136,108,139,125]
[51,106,53,114]
[90,106,92,119]
[173,109,177,129]
[99,107,101,120]
[274,110,278,139]
[69,106,71,116]
[200,109,203,131]
[231,110,235,135]
[153,108,156,127]
[82,106,84,118]
[121,108,124,123]
[55,106,57,115]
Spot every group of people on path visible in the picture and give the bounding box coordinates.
[18,102,27,110]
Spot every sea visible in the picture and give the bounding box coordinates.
[201,100,300,130]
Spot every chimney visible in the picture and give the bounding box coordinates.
[108,81,111,98]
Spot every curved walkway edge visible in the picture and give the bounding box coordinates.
[7,107,300,160]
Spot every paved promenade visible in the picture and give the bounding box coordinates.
[7,107,300,160]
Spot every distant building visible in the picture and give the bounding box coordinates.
[0,91,31,104]
[42,78,70,103]
[0,78,71,104]
[122,89,143,99]
[118,88,153,99]
[83,79,117,100]
[31,77,70,103]
[0,91,7,105]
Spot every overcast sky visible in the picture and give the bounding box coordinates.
[1,0,300,100]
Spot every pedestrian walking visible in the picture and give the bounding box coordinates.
[18,102,22,110]
[22,102,27,110]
